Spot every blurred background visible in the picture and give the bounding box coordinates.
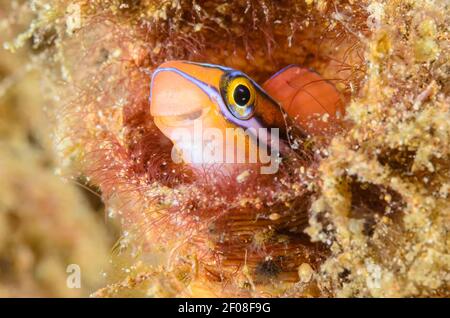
[0,1,114,297]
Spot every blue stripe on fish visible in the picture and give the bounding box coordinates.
[150,67,266,132]
[181,61,234,72]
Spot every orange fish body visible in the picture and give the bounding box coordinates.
[150,61,343,178]
[263,65,345,136]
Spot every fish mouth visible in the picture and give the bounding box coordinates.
[153,108,208,127]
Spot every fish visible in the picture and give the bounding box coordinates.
[150,61,344,178]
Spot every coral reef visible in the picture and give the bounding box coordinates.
[0,4,111,296]
[306,0,449,297]
[1,0,448,297]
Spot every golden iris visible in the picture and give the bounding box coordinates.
[224,77,256,119]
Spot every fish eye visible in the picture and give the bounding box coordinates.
[220,74,256,120]
[233,84,251,106]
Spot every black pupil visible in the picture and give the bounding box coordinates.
[233,84,251,106]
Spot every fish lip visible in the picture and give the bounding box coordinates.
[151,107,204,118]
[153,108,210,127]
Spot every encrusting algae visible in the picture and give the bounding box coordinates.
[1,0,448,297]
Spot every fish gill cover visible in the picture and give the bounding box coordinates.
[1,0,449,297]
